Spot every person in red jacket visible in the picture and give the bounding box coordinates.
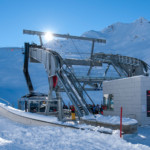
[100,105,103,115]
[71,105,75,113]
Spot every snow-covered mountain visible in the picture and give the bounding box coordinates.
[1,17,150,107]
[46,17,150,64]
[1,18,150,150]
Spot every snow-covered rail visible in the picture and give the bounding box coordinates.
[0,103,112,134]
[0,97,12,106]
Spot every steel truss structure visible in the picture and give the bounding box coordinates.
[22,29,149,119]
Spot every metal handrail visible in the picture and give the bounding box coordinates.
[0,97,11,106]
[62,60,95,105]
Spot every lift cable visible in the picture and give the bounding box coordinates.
[70,38,83,59]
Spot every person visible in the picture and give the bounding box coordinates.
[71,105,75,113]
[70,105,75,120]
[96,104,100,114]
[63,104,68,109]
[89,104,93,113]
[100,105,103,115]
[93,105,96,114]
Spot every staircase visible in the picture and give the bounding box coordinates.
[56,63,94,117]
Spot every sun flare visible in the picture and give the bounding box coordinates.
[44,32,53,41]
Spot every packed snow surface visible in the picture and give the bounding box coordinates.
[0,137,12,146]
[83,114,137,125]
[0,115,149,150]
[94,114,138,125]
[82,114,137,125]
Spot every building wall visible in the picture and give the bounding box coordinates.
[140,77,150,125]
[103,76,150,125]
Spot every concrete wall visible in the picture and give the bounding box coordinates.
[103,76,150,125]
[0,105,76,130]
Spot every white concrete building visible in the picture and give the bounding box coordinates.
[103,76,150,125]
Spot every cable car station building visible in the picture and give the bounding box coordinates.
[103,76,150,125]
[21,29,150,125]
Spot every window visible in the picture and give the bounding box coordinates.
[147,91,150,117]
[103,94,114,110]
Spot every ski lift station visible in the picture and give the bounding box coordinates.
[103,76,150,125]
[16,29,150,127]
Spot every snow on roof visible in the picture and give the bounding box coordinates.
[0,103,112,133]
[82,114,137,125]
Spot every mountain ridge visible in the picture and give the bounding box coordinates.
[46,17,150,64]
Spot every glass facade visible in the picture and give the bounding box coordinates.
[103,94,114,110]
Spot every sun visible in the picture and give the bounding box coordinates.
[44,32,53,41]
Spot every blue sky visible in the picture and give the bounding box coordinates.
[0,0,150,47]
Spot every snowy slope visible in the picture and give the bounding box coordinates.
[46,17,150,64]
[0,115,149,150]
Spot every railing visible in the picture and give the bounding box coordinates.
[62,60,95,105]
[0,97,11,106]
[18,97,59,114]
